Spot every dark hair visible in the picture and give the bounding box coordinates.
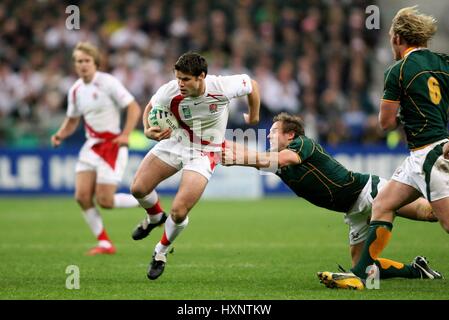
[273,112,305,137]
[174,52,208,77]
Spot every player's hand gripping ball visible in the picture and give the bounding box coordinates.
[148,106,179,131]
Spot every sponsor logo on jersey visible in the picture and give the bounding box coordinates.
[182,105,192,119]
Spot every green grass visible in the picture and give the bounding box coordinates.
[0,197,448,300]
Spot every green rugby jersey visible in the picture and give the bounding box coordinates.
[276,136,370,212]
[383,49,449,149]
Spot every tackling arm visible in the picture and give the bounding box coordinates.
[222,141,300,169]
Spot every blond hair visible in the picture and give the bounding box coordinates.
[390,6,437,47]
[72,42,100,67]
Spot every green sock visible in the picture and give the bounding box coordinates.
[351,221,393,279]
[375,258,421,279]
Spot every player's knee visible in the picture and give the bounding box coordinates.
[371,198,384,217]
[371,198,392,220]
[96,195,114,209]
[130,181,150,199]
[170,203,190,223]
[75,193,92,208]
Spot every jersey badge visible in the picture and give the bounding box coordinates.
[209,104,218,114]
[182,105,192,119]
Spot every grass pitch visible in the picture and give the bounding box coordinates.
[0,197,448,300]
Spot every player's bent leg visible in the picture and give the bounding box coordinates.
[95,183,118,209]
[350,242,422,279]
[112,193,140,208]
[350,182,412,278]
[319,181,420,288]
[350,242,364,267]
[317,256,442,289]
[430,197,449,233]
[75,172,115,255]
[396,197,438,222]
[94,149,138,209]
[148,170,209,280]
[170,170,209,222]
[372,180,420,222]
[74,171,96,210]
[352,182,419,277]
[131,153,178,198]
[131,154,178,240]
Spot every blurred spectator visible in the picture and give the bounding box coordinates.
[0,0,391,148]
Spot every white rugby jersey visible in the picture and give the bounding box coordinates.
[67,71,134,137]
[150,74,252,151]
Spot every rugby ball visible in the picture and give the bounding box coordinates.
[148,106,179,131]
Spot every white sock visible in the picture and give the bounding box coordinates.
[113,193,140,208]
[137,190,163,223]
[98,240,112,248]
[136,190,158,208]
[146,212,163,224]
[83,207,103,237]
[155,215,189,254]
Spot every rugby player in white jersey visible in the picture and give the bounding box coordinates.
[131,52,260,280]
[51,42,165,255]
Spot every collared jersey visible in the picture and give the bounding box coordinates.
[67,71,134,137]
[276,136,370,212]
[150,74,252,151]
[383,49,449,149]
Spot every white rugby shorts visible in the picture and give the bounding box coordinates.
[149,138,220,181]
[344,175,387,245]
[75,139,129,185]
[392,138,449,202]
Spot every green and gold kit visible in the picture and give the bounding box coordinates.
[276,136,370,212]
[383,49,449,149]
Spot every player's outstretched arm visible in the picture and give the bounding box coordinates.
[244,79,260,125]
[51,116,80,148]
[222,140,273,169]
[222,140,301,169]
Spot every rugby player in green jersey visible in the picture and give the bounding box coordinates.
[319,6,447,289]
[223,112,439,289]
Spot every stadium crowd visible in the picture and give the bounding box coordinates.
[0,0,386,148]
